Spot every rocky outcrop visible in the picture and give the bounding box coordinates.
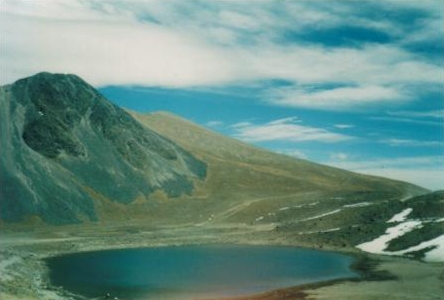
[0,72,206,224]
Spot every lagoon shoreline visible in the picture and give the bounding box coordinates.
[1,223,443,300]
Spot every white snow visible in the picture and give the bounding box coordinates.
[321,227,341,233]
[356,220,422,254]
[435,218,444,223]
[0,255,21,281]
[393,235,444,262]
[357,215,444,262]
[255,216,264,222]
[302,209,342,221]
[387,208,413,223]
[343,202,371,208]
[278,206,290,211]
[357,221,422,253]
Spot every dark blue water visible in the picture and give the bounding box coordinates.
[46,245,357,300]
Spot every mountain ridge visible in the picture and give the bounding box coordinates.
[1,72,443,265]
[0,72,206,224]
[132,110,427,195]
[0,72,428,226]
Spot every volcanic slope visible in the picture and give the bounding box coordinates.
[0,73,206,224]
[133,111,426,203]
[131,111,438,252]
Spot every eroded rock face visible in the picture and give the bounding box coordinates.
[16,73,91,158]
[0,72,206,224]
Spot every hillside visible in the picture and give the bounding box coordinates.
[132,111,444,259]
[133,111,426,203]
[0,73,206,224]
[0,73,442,300]
[2,72,440,260]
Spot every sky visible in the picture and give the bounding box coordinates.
[1,0,443,190]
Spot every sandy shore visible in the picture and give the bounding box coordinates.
[210,255,444,300]
[1,223,443,300]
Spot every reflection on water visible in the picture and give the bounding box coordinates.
[46,245,357,300]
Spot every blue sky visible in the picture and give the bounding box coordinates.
[1,0,443,190]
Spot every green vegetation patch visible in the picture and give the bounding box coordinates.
[386,222,444,252]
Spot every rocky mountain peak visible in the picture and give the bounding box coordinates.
[0,72,206,224]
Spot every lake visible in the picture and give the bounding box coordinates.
[45,245,357,300]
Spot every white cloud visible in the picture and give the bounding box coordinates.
[358,168,444,191]
[244,44,443,86]
[268,85,405,110]
[330,152,349,161]
[232,118,351,143]
[388,110,444,119]
[369,116,443,127]
[205,120,224,128]
[268,116,301,125]
[230,121,254,129]
[0,0,108,20]
[1,0,443,98]
[325,156,444,190]
[326,156,443,170]
[218,10,260,30]
[278,149,308,159]
[334,124,354,129]
[0,2,239,87]
[382,139,443,147]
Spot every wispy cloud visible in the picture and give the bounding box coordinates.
[327,155,443,170]
[268,116,301,125]
[381,139,443,147]
[358,168,443,191]
[0,1,238,87]
[1,0,441,190]
[267,85,406,110]
[388,110,444,119]
[230,121,254,129]
[370,107,444,126]
[277,149,308,159]
[330,152,349,161]
[369,116,443,126]
[324,155,444,190]
[205,120,224,128]
[232,117,351,143]
[1,0,443,105]
[334,124,354,129]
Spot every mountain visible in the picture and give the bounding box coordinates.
[1,72,442,261]
[0,72,428,228]
[132,111,426,201]
[0,72,206,224]
[133,112,443,257]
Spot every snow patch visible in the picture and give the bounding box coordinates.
[356,220,422,254]
[302,209,342,221]
[397,235,444,262]
[387,208,412,223]
[0,255,21,281]
[278,206,290,211]
[343,202,371,208]
[321,227,341,233]
[255,216,264,222]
